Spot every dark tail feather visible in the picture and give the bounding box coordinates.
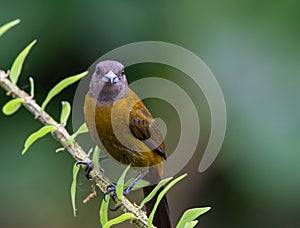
[143,185,173,228]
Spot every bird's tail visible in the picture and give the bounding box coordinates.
[143,185,173,228]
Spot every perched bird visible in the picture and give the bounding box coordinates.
[84,60,173,228]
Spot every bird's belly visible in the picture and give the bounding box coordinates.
[95,109,154,167]
[84,94,162,168]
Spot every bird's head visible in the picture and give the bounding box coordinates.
[89,60,128,103]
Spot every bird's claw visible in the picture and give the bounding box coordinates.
[76,161,94,180]
[104,183,131,199]
[103,184,125,211]
[104,184,117,197]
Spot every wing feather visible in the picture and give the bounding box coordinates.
[129,101,166,159]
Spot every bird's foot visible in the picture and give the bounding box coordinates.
[104,172,142,198]
[104,183,117,196]
[104,183,132,199]
[103,184,130,210]
[76,161,93,180]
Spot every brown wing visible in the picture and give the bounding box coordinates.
[129,100,166,160]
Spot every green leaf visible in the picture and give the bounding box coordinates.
[0,19,20,37]
[176,207,211,228]
[116,165,131,200]
[10,40,37,85]
[71,163,80,217]
[60,101,71,125]
[2,98,23,115]
[140,177,173,207]
[68,122,88,145]
[103,213,136,228]
[22,125,57,155]
[183,220,198,228]
[148,173,188,227]
[41,71,87,111]
[125,178,150,191]
[92,146,101,173]
[29,77,34,97]
[100,194,110,226]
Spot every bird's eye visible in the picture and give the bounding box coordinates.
[121,70,125,75]
[95,66,100,74]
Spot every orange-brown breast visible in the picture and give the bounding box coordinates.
[84,89,164,176]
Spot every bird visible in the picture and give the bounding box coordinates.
[83,60,173,228]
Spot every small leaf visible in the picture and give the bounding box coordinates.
[116,165,131,200]
[75,122,88,134]
[176,207,211,228]
[29,77,34,97]
[10,40,37,85]
[183,220,198,228]
[148,173,188,227]
[0,19,20,37]
[68,122,88,145]
[103,213,136,228]
[41,71,87,111]
[100,194,110,226]
[2,98,23,115]
[92,146,101,172]
[60,101,71,125]
[71,163,80,217]
[140,177,173,207]
[22,125,57,155]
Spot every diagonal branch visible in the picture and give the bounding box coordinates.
[0,70,153,228]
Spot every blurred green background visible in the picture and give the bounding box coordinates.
[1,0,300,227]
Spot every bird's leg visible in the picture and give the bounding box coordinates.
[123,172,143,195]
[99,156,109,162]
[76,156,109,180]
[104,172,143,197]
[76,161,93,180]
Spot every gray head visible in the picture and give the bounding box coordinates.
[89,60,128,104]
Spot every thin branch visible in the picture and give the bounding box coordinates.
[0,70,152,228]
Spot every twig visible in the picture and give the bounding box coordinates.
[83,183,97,203]
[0,70,152,228]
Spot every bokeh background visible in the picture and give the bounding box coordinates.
[1,0,300,227]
